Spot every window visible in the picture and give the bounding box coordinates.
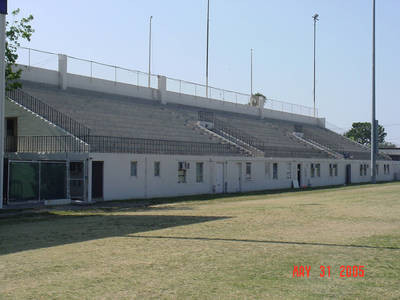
[196,162,204,183]
[311,164,315,178]
[360,164,369,177]
[316,164,321,177]
[383,165,390,175]
[246,162,252,180]
[130,161,138,177]
[376,164,379,176]
[287,163,292,179]
[154,161,160,177]
[273,163,278,180]
[178,162,187,183]
[329,164,338,177]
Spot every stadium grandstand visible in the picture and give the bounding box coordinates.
[1,48,399,208]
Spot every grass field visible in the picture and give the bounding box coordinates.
[1,183,400,299]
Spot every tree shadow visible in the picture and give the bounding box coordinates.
[0,213,229,256]
[128,235,400,251]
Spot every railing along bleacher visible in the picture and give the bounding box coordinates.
[5,135,242,156]
[6,89,90,139]
[16,46,318,118]
[5,136,89,153]
[198,111,265,150]
[87,136,241,155]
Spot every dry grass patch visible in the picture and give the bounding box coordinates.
[1,182,400,299]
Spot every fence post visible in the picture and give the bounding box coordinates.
[158,75,167,105]
[58,54,68,90]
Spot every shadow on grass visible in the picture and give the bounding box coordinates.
[0,213,229,256]
[1,181,398,215]
[129,235,400,251]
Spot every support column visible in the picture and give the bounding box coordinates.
[58,54,68,90]
[0,11,6,209]
[258,95,266,119]
[158,75,167,105]
[87,158,92,202]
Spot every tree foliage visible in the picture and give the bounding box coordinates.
[379,141,397,149]
[344,122,387,146]
[6,9,34,91]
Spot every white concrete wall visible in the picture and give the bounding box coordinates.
[91,153,400,201]
[19,65,324,127]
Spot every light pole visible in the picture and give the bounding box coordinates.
[371,0,377,183]
[312,13,319,118]
[148,16,153,88]
[206,0,210,98]
[250,48,253,96]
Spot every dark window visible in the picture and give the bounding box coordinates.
[154,162,160,177]
[273,163,278,180]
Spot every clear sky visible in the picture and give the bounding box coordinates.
[9,0,400,145]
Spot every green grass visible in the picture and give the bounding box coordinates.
[1,182,400,299]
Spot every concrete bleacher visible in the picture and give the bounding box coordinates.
[20,82,219,144]
[17,81,386,160]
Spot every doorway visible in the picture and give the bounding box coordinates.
[70,161,85,200]
[215,163,224,194]
[236,162,242,193]
[92,161,104,199]
[297,164,302,187]
[346,164,352,185]
[6,117,18,152]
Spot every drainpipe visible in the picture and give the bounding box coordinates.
[144,157,148,199]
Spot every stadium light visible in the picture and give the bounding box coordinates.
[312,13,319,118]
[148,16,153,88]
[371,0,377,183]
[250,48,253,96]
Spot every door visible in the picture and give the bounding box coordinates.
[6,117,18,152]
[70,161,85,200]
[297,164,302,187]
[346,164,352,185]
[236,162,242,193]
[215,163,224,194]
[92,161,104,199]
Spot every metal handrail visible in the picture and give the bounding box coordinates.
[87,136,242,155]
[198,111,265,152]
[16,46,318,118]
[5,136,89,153]
[6,89,91,139]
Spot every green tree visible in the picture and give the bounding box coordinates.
[6,9,34,91]
[379,141,397,148]
[344,122,387,146]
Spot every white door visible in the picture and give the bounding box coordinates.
[215,163,224,193]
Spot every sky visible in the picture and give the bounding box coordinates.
[9,0,400,145]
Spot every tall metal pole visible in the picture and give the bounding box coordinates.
[148,16,153,88]
[312,13,319,118]
[250,48,253,96]
[0,0,6,209]
[206,0,210,98]
[371,0,377,183]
